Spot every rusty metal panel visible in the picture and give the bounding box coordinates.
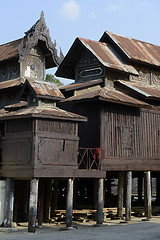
[0,78,25,90]
[27,80,65,99]
[116,80,160,100]
[79,38,138,75]
[0,39,21,62]
[104,31,160,67]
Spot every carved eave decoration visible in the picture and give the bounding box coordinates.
[18,11,64,67]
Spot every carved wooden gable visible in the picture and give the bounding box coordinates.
[0,11,64,83]
[75,49,105,82]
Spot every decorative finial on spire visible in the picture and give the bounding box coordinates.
[40,11,45,21]
[19,11,64,66]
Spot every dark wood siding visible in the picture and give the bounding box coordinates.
[100,103,160,171]
[59,102,100,148]
[1,118,34,178]
[34,119,79,169]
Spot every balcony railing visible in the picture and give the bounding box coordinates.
[78,148,101,170]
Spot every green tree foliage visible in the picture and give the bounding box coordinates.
[45,74,63,86]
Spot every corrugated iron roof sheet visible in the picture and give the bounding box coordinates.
[26,80,65,99]
[0,78,25,90]
[116,80,160,100]
[0,106,87,122]
[60,79,103,92]
[62,87,150,108]
[79,38,138,75]
[102,31,160,67]
[0,39,22,62]
[4,101,27,111]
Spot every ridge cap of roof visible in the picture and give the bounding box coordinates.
[105,31,160,48]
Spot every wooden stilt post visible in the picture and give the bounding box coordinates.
[38,179,44,226]
[52,179,58,216]
[28,178,39,233]
[125,171,132,222]
[138,175,143,204]
[66,178,74,228]
[117,172,124,219]
[144,171,152,220]
[97,178,104,225]
[4,178,14,228]
[24,181,29,221]
[0,180,6,225]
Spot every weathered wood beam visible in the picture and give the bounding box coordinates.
[66,178,74,228]
[125,171,132,221]
[28,178,39,233]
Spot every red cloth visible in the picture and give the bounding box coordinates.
[92,148,101,160]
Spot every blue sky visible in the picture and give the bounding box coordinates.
[0,0,160,84]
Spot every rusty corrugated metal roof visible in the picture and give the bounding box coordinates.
[24,80,65,99]
[0,106,87,122]
[0,78,25,91]
[79,38,138,75]
[62,87,150,108]
[4,101,27,111]
[60,79,103,92]
[116,80,160,100]
[0,39,22,62]
[102,31,160,67]
[56,37,138,79]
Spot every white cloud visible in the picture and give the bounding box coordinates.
[59,0,80,21]
[88,11,95,19]
[108,2,124,11]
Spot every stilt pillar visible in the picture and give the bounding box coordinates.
[28,178,39,233]
[138,175,143,204]
[144,171,152,219]
[97,178,104,225]
[52,179,58,216]
[117,172,124,219]
[125,171,132,221]
[4,178,14,228]
[38,179,44,226]
[66,178,74,228]
[0,180,6,225]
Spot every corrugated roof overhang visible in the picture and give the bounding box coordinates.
[62,87,150,109]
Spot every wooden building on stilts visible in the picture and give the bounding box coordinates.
[1,12,160,233]
[0,12,105,232]
[56,32,160,222]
